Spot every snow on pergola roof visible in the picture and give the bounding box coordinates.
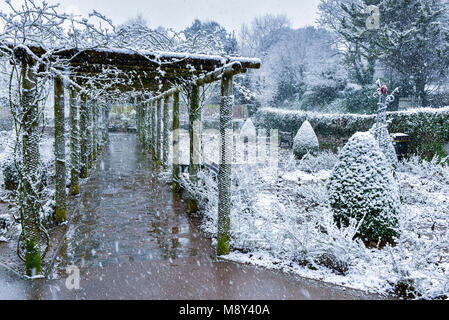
[18,45,261,93]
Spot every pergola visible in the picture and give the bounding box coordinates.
[14,45,261,275]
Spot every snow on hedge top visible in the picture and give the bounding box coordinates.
[258,105,449,119]
[293,120,319,157]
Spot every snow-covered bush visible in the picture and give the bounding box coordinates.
[327,132,400,243]
[0,213,14,241]
[1,157,49,192]
[1,158,19,190]
[292,120,319,159]
[299,151,338,172]
[280,150,338,174]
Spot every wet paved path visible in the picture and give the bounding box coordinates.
[0,133,382,300]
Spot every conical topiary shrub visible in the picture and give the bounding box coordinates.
[327,131,400,243]
[293,120,319,159]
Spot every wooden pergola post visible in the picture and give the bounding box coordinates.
[146,101,151,154]
[163,95,170,169]
[69,84,80,195]
[145,99,150,152]
[87,97,93,169]
[96,103,101,153]
[141,100,146,149]
[54,74,67,223]
[217,72,234,256]
[140,101,144,146]
[140,100,144,142]
[172,91,180,192]
[97,102,104,151]
[151,101,156,159]
[188,84,201,213]
[20,58,42,276]
[138,97,143,142]
[92,101,98,161]
[79,93,88,178]
[104,105,110,143]
[156,98,162,166]
[135,97,140,139]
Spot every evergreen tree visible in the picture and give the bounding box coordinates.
[327,131,400,243]
[376,0,449,106]
[319,0,449,106]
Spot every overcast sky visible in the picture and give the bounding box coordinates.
[0,0,320,33]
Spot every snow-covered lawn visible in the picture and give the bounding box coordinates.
[180,147,449,299]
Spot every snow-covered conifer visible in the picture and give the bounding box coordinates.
[327,131,400,243]
[293,120,319,159]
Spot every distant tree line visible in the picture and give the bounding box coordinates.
[235,0,449,114]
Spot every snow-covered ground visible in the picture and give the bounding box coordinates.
[0,129,55,240]
[179,144,449,299]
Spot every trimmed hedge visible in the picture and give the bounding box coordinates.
[253,106,449,159]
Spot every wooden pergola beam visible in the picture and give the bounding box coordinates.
[147,61,244,103]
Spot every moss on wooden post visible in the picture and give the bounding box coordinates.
[172,91,180,192]
[79,93,88,178]
[20,59,42,276]
[156,99,162,166]
[163,96,170,169]
[54,74,67,223]
[217,73,233,256]
[69,85,80,195]
[188,84,201,213]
